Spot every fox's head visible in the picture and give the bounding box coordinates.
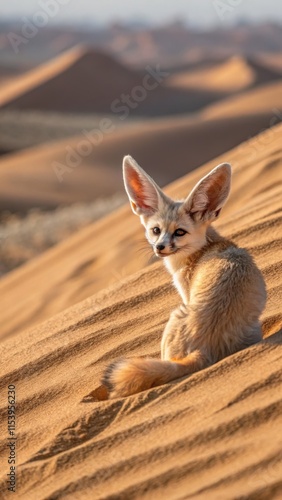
[123,155,231,264]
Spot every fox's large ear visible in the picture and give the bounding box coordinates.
[184,163,231,222]
[123,155,169,216]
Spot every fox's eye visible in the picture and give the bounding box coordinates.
[174,229,187,237]
[152,227,161,235]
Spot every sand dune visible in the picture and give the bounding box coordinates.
[1,111,281,212]
[166,56,282,92]
[0,123,281,498]
[0,46,141,114]
[0,45,225,116]
[166,56,254,92]
[1,64,281,213]
[247,56,282,84]
[0,137,123,212]
[259,52,282,72]
[203,79,282,118]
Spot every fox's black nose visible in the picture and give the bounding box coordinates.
[156,244,165,251]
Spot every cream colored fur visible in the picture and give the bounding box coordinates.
[101,156,266,398]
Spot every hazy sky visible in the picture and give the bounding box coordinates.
[1,0,282,27]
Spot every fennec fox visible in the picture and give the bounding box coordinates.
[102,156,266,398]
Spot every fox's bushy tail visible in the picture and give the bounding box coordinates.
[102,351,206,398]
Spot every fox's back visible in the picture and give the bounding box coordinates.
[186,243,266,361]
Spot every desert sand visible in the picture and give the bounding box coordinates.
[203,79,282,119]
[1,47,280,119]
[1,46,281,213]
[166,55,282,92]
[0,45,225,116]
[0,121,281,499]
[1,73,282,212]
[0,46,141,113]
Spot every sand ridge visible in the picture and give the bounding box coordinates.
[0,45,140,112]
[0,45,226,116]
[166,55,282,92]
[0,110,281,212]
[203,78,282,118]
[0,56,281,212]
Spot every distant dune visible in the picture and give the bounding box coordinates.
[166,55,282,92]
[259,52,282,72]
[0,110,279,213]
[0,124,281,499]
[0,137,123,211]
[0,45,226,116]
[166,56,254,92]
[203,78,282,118]
[0,46,140,113]
[0,48,281,212]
